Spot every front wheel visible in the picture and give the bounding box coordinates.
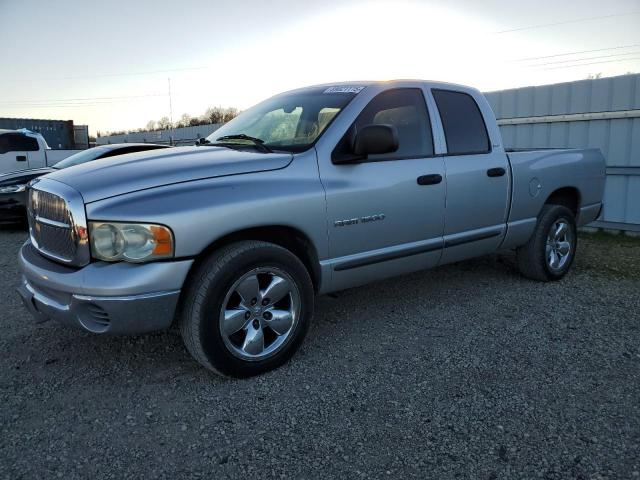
[516,204,578,282]
[179,241,314,377]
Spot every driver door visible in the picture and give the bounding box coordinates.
[317,88,445,291]
[0,133,28,173]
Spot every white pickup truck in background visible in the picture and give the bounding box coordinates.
[0,129,78,174]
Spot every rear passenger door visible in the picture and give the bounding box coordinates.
[22,135,43,168]
[431,89,510,263]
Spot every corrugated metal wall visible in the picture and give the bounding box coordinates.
[96,123,222,146]
[484,73,640,232]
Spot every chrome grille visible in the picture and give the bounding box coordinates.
[33,221,77,259]
[27,179,90,267]
[28,189,76,262]
[33,190,69,224]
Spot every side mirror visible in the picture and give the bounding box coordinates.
[353,124,399,157]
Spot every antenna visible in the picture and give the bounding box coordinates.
[168,77,174,146]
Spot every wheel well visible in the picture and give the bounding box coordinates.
[194,226,321,292]
[545,187,580,215]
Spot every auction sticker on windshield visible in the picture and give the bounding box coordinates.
[323,86,365,94]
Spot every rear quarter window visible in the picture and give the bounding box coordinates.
[20,135,39,151]
[432,89,490,155]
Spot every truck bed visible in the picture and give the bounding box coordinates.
[504,147,606,245]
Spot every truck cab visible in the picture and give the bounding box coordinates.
[0,129,49,174]
[317,82,511,290]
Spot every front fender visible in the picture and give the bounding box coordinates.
[85,151,328,261]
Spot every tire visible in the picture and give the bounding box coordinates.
[179,240,314,377]
[516,204,578,282]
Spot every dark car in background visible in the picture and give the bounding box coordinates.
[0,143,169,225]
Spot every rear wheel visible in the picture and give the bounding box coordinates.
[516,204,577,281]
[179,241,314,377]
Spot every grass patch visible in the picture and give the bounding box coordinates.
[577,230,640,280]
[579,230,640,245]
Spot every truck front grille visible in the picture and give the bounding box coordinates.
[33,220,77,260]
[27,180,90,267]
[28,189,77,262]
[33,190,69,224]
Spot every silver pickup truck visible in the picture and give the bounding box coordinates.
[17,80,605,377]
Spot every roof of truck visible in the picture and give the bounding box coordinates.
[312,79,470,87]
[292,79,478,94]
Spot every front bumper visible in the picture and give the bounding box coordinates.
[17,242,194,335]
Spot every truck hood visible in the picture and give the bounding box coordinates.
[44,146,293,203]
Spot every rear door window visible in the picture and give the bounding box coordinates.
[432,89,490,155]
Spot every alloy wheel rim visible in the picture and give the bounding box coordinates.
[219,267,300,361]
[546,219,573,270]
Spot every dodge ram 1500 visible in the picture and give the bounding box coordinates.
[17,80,606,377]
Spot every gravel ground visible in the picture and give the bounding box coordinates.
[1,228,639,479]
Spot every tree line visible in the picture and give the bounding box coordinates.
[98,106,239,137]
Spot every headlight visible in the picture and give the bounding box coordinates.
[89,222,174,263]
[0,184,26,194]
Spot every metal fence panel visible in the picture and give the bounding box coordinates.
[96,123,222,146]
[485,73,640,232]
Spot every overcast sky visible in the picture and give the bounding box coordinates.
[0,0,639,134]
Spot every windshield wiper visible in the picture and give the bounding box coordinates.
[215,134,273,153]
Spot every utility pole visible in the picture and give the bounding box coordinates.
[168,77,174,146]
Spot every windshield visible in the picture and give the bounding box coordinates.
[206,86,364,152]
[53,147,107,169]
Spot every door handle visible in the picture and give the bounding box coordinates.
[417,174,443,186]
[487,167,505,177]
[16,155,27,162]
